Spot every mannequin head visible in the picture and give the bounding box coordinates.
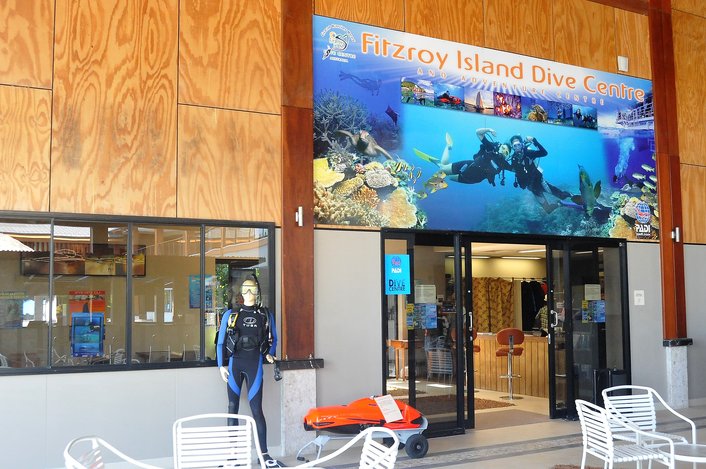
[240,279,258,306]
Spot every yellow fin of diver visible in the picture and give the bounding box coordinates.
[413,148,440,164]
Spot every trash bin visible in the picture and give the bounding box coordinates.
[593,368,627,406]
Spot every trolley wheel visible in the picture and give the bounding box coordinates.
[404,434,428,459]
[382,437,405,450]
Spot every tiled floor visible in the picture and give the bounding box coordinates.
[285,386,706,468]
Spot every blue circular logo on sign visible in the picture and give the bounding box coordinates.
[635,202,651,223]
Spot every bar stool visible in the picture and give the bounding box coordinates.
[496,328,525,400]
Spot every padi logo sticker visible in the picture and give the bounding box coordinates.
[320,23,356,62]
[635,201,651,223]
[634,222,652,239]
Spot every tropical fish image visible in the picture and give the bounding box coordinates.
[641,164,655,172]
[415,190,428,200]
[631,173,646,181]
[649,174,657,183]
[424,171,448,193]
[385,105,398,125]
[643,180,656,191]
[570,165,603,217]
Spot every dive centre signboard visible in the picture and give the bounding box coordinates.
[313,16,657,240]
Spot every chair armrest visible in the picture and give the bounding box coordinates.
[616,420,675,458]
[64,436,163,469]
[652,392,698,443]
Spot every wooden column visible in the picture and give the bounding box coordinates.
[280,0,315,359]
[648,0,687,340]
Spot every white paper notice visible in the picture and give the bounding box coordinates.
[374,394,403,423]
[584,284,601,301]
[415,284,437,304]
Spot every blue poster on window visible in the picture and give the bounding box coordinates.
[385,254,410,295]
[71,312,104,357]
[313,15,657,240]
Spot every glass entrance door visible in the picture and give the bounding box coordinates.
[383,233,464,436]
[548,241,629,418]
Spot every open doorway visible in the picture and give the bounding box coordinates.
[466,241,550,430]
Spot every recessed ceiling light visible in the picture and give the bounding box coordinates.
[518,248,545,253]
[471,255,490,259]
[500,256,541,260]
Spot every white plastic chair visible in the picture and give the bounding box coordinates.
[294,426,399,469]
[0,352,9,367]
[576,399,675,469]
[173,413,267,469]
[64,435,162,469]
[602,385,697,447]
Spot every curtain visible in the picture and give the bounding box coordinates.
[472,277,514,333]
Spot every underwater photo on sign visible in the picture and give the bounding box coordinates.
[313,16,657,240]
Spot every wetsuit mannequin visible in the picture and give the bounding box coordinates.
[216,278,283,467]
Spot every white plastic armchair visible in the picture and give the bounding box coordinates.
[576,399,675,469]
[64,435,162,469]
[602,384,697,447]
[173,413,267,469]
[294,426,399,469]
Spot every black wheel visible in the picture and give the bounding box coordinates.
[404,434,428,458]
[382,437,405,450]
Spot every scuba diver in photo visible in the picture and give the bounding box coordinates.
[414,128,512,186]
[508,134,572,213]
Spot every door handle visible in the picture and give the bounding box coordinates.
[550,310,559,327]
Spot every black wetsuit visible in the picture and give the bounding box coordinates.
[510,140,548,193]
[216,304,277,453]
[451,135,510,185]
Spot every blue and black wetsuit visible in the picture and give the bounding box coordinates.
[216,304,277,453]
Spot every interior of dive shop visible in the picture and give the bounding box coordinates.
[382,231,630,436]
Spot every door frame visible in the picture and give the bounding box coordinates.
[546,238,631,419]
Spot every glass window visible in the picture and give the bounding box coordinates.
[0,215,274,374]
[132,225,201,364]
[50,222,128,367]
[204,226,272,361]
[0,220,51,369]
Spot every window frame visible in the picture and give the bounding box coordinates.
[0,210,276,375]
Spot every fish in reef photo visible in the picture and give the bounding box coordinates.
[424,170,448,193]
[562,165,610,220]
[385,105,398,125]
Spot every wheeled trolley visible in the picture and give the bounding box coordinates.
[297,396,430,460]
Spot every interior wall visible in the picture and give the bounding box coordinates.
[314,229,382,406]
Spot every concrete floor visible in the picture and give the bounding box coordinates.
[282,387,706,469]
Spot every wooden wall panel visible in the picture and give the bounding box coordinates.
[615,9,651,79]
[680,165,706,244]
[51,0,177,216]
[0,86,51,211]
[484,0,553,60]
[405,0,484,46]
[315,0,404,31]
[474,334,548,398]
[672,0,706,17]
[672,10,706,166]
[0,0,54,88]
[554,0,616,71]
[179,0,281,114]
[177,106,282,223]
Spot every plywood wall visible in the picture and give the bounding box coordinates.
[672,8,706,243]
[3,0,705,242]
